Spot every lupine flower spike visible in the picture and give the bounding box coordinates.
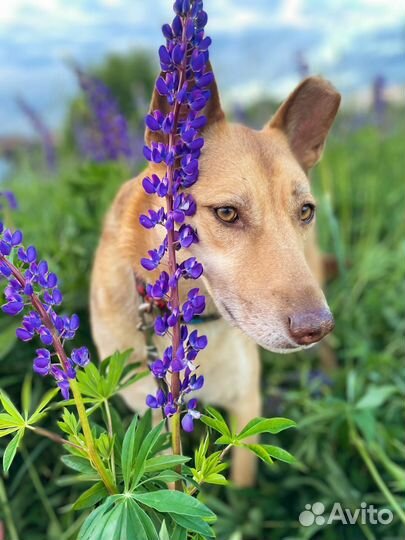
[74,67,133,162]
[0,222,90,399]
[142,0,212,431]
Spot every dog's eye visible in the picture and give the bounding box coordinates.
[214,206,239,224]
[300,203,315,223]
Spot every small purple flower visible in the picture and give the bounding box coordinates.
[188,329,208,351]
[146,388,167,409]
[33,349,51,376]
[181,399,201,432]
[71,346,90,367]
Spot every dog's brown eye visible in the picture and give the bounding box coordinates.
[215,206,239,224]
[300,203,315,223]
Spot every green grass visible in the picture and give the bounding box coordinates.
[0,115,404,540]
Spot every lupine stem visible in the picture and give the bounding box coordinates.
[171,411,183,491]
[164,13,190,475]
[70,379,117,494]
[104,399,116,482]
[27,425,82,450]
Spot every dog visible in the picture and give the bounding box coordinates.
[90,70,341,487]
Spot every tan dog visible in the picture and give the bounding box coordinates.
[90,73,340,486]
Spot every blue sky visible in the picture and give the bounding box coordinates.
[0,0,404,135]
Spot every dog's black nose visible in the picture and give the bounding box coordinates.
[288,309,335,346]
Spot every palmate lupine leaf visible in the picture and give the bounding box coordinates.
[76,349,148,405]
[0,392,25,464]
[78,496,159,540]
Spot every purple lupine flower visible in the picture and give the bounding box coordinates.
[0,192,18,211]
[142,0,213,430]
[73,67,133,162]
[0,222,90,399]
[181,398,201,432]
[15,97,57,172]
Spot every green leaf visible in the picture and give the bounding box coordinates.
[127,499,159,540]
[0,413,20,428]
[121,415,138,489]
[61,455,96,475]
[237,417,296,440]
[214,434,233,445]
[102,350,131,387]
[142,470,184,485]
[243,443,274,465]
[204,473,228,486]
[72,481,108,510]
[28,388,59,425]
[170,524,187,540]
[132,490,215,519]
[145,454,190,473]
[356,385,397,409]
[353,409,377,442]
[261,445,296,464]
[169,512,215,538]
[0,391,24,424]
[201,407,231,437]
[3,428,24,472]
[79,496,159,540]
[21,374,32,418]
[78,498,115,540]
[131,421,164,489]
[159,520,170,540]
[77,363,102,400]
[0,427,20,438]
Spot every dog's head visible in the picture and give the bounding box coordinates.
[145,70,341,353]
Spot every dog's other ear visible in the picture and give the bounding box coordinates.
[145,61,225,146]
[268,77,341,170]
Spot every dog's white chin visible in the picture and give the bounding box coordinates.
[264,342,316,354]
[214,297,318,354]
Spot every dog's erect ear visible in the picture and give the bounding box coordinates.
[145,61,225,146]
[268,77,341,170]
